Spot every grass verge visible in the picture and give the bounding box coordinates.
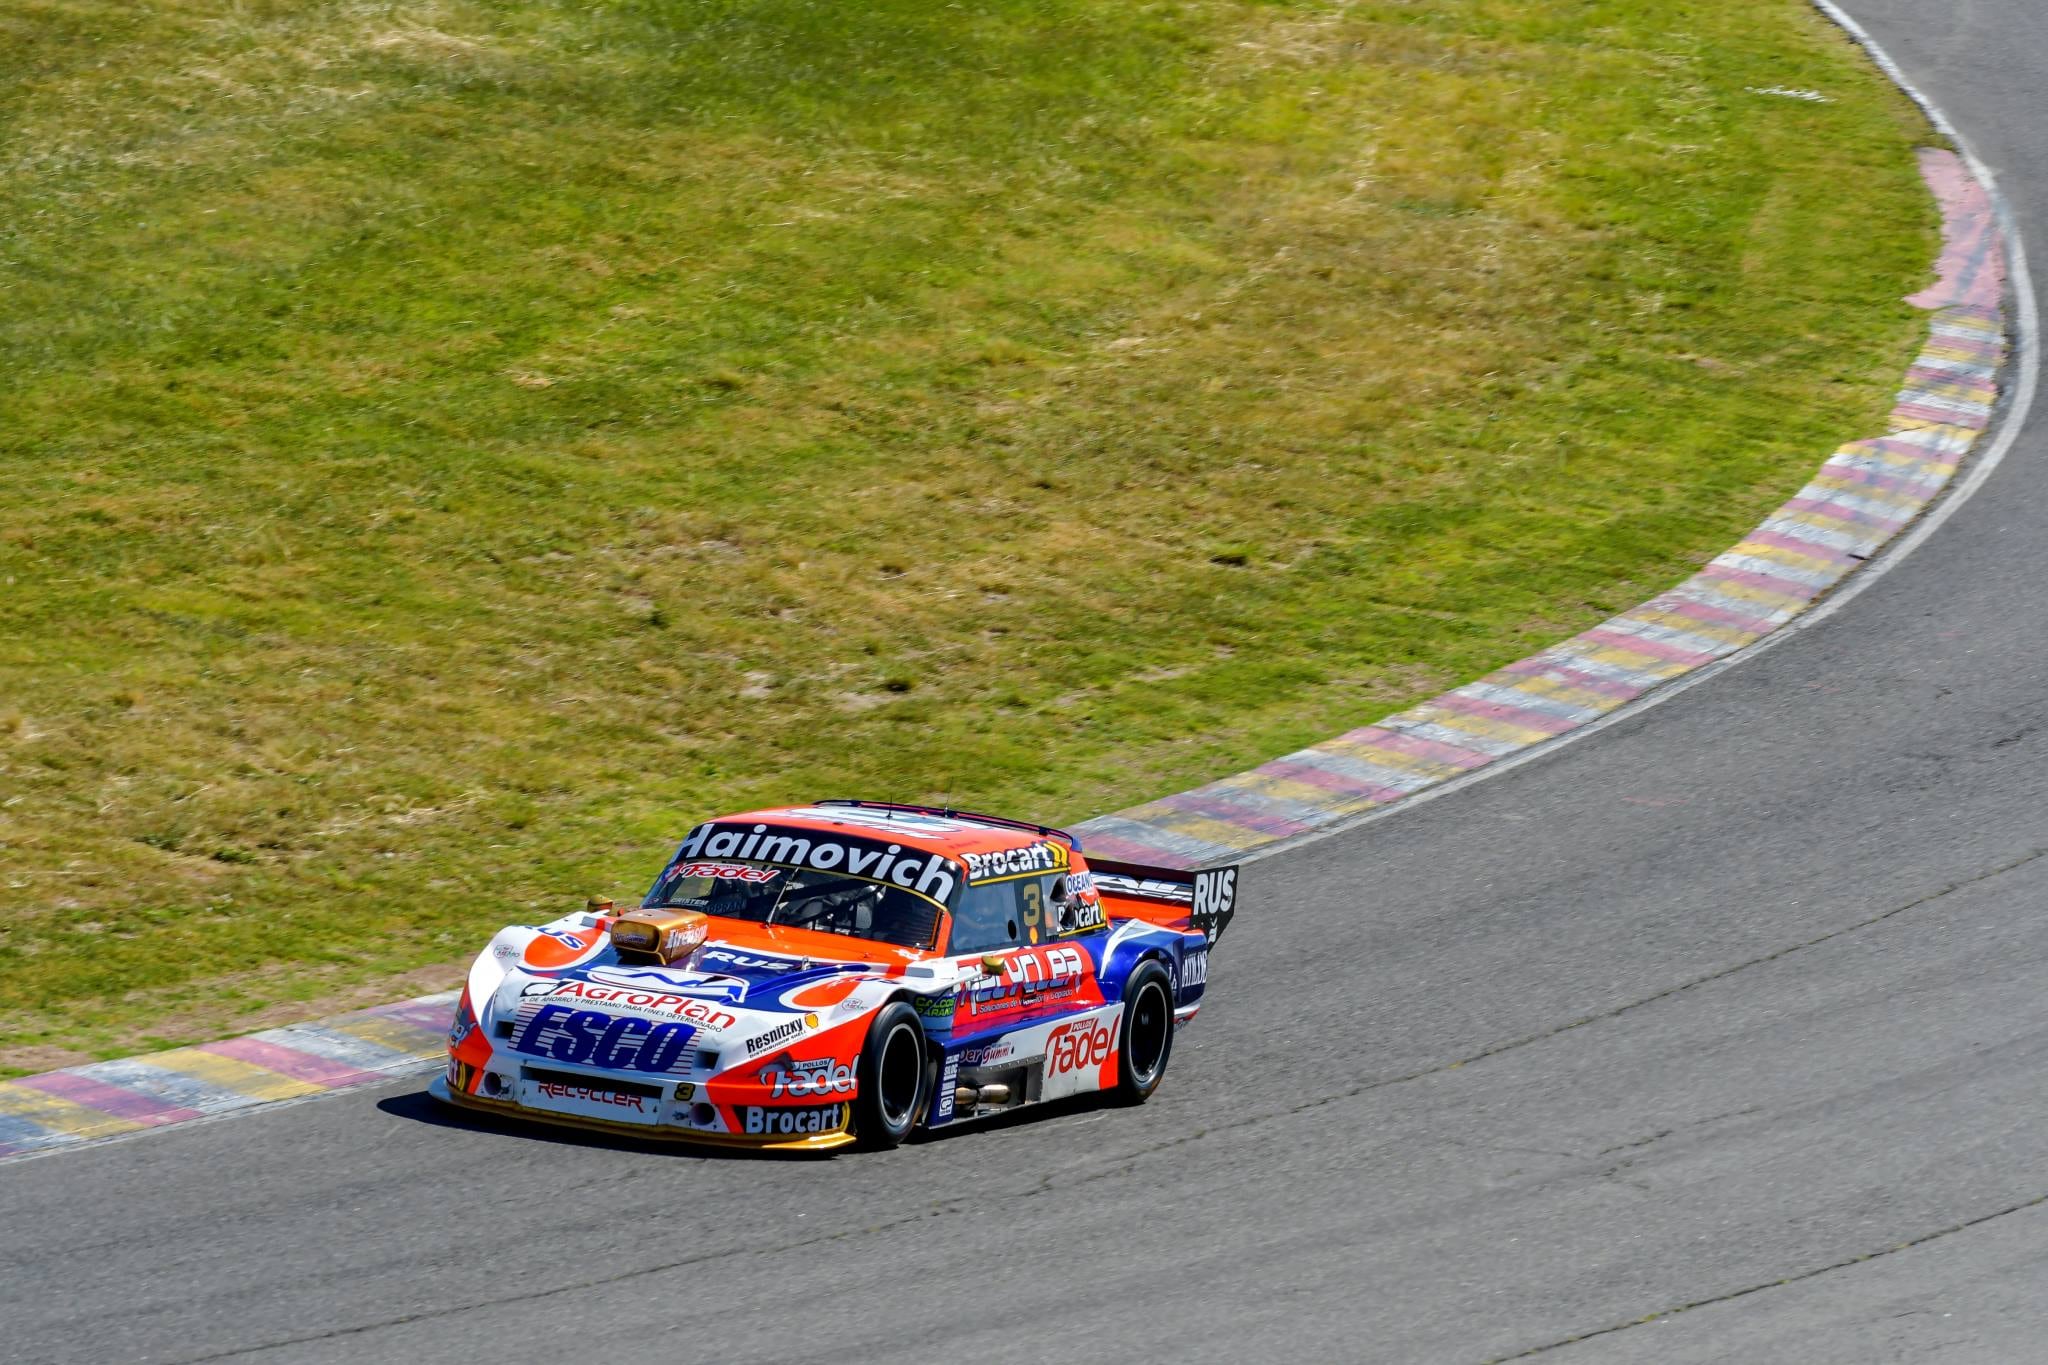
[0,0,1937,1068]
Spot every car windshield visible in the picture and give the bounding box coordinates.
[648,859,941,949]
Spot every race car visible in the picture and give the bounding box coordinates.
[429,800,1239,1151]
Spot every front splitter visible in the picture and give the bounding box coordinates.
[427,1075,855,1152]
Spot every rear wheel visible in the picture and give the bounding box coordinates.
[852,1002,926,1149]
[1115,962,1175,1104]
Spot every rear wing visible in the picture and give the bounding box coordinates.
[1087,859,1239,945]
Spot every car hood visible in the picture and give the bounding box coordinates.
[482,939,889,1071]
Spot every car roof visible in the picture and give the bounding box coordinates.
[709,803,1073,860]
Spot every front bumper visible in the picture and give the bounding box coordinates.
[426,1074,856,1153]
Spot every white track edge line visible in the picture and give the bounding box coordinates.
[1234,0,2041,868]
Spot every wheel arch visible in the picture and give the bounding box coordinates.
[1100,930,1183,1000]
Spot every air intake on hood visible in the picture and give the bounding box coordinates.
[610,908,709,965]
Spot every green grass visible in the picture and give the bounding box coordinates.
[0,0,1938,1068]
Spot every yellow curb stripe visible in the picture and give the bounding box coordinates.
[1808,474,1938,512]
[1685,576,1811,612]
[144,1048,328,1103]
[1901,375,1999,402]
[1919,338,2000,358]
[0,1083,146,1139]
[1892,412,1989,436]
[1473,672,1627,714]
[1404,705,1555,748]
[327,1014,448,1058]
[1887,417,1982,438]
[1616,608,1767,650]
[1787,505,1911,541]
[1313,735,1467,779]
[1829,442,1965,476]
[1140,809,1275,845]
[1778,507,1892,537]
[1729,539,1844,576]
[1570,642,1697,677]
[1227,770,1377,809]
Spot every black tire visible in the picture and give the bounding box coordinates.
[1115,961,1175,1104]
[852,1002,926,1150]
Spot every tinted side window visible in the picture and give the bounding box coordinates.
[950,881,1029,954]
[950,875,1076,953]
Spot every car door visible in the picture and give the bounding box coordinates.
[951,872,1104,1031]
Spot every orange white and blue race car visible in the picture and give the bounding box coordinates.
[429,800,1238,1151]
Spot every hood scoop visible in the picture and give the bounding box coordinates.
[609,907,709,965]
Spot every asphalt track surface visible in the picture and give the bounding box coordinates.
[5,5,2047,1362]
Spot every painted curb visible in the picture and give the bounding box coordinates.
[1076,146,2009,868]
[0,994,455,1161]
[0,25,2017,1164]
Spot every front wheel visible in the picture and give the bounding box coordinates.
[1115,962,1175,1104]
[852,1002,926,1149]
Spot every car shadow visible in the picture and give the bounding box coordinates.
[910,1090,1116,1144]
[375,1088,831,1162]
[378,1083,1123,1158]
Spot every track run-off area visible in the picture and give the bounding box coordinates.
[5,2,2048,1360]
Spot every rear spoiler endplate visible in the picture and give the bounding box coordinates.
[1086,858,1239,945]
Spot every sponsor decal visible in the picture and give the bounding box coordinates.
[534,1079,650,1113]
[528,979,739,1031]
[671,861,781,884]
[759,1055,858,1098]
[1094,866,1236,939]
[702,948,802,973]
[1091,873,1191,903]
[1059,897,1108,936]
[1191,867,1237,942]
[1045,1016,1115,1081]
[935,1053,961,1122]
[1018,944,1087,982]
[745,1012,820,1056]
[521,924,606,970]
[676,823,960,905]
[913,992,957,1019]
[963,840,1070,883]
[960,1042,1016,1066]
[448,996,477,1048]
[512,1004,697,1073]
[743,1103,848,1136]
[965,944,1088,1016]
[587,964,748,1004]
[1179,949,1209,991]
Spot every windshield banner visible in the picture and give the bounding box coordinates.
[672,823,962,906]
